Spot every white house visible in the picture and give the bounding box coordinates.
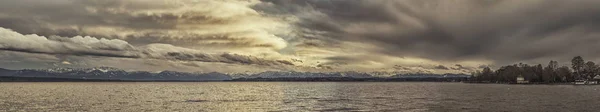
[516,75,529,84]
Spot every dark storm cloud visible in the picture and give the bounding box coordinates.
[4,0,600,73]
[0,0,289,50]
[0,0,211,30]
[154,49,294,66]
[0,27,295,66]
[433,65,450,70]
[257,0,600,64]
[452,64,476,73]
[0,0,173,35]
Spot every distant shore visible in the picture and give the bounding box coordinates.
[0,76,223,82]
[226,77,468,82]
[463,81,584,85]
[1,76,469,82]
[4,76,595,86]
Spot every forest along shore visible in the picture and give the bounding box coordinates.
[471,56,600,84]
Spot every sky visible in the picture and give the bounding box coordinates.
[1,0,600,74]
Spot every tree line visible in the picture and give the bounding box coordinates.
[472,56,599,83]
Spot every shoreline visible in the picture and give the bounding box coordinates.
[463,82,595,85]
[2,76,597,85]
[1,76,469,82]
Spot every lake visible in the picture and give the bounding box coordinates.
[1,82,599,111]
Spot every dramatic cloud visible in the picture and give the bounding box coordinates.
[2,0,600,74]
[0,0,292,51]
[258,0,600,65]
[0,27,295,66]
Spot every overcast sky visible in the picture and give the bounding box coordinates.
[1,0,600,74]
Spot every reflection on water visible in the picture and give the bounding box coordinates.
[1,82,600,111]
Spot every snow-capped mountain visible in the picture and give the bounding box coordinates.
[0,67,470,81]
[0,67,231,81]
[247,71,374,78]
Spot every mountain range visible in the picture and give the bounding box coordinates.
[0,67,471,81]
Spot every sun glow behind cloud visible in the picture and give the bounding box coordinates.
[1,0,599,74]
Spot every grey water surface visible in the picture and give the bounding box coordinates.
[1,82,599,112]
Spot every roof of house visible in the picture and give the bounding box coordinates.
[594,75,600,80]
